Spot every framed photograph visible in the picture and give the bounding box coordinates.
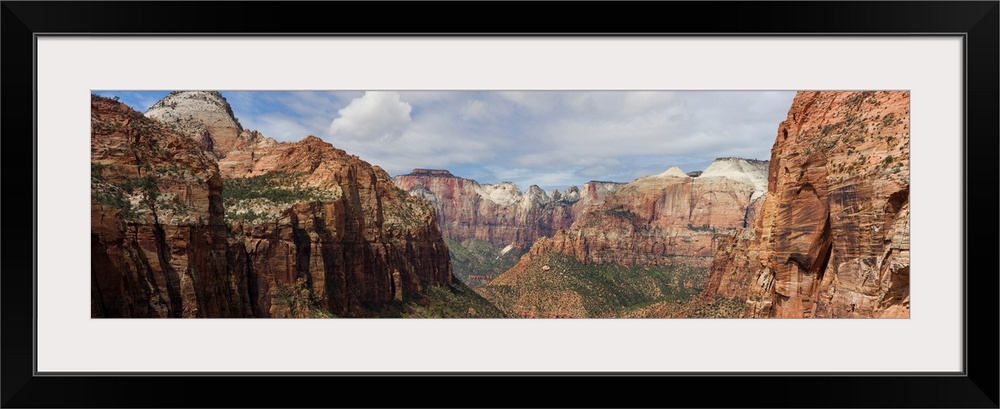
[3,2,996,407]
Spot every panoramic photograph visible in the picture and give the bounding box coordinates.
[90,90,910,318]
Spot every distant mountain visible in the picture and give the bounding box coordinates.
[393,170,623,251]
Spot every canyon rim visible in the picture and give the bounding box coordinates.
[91,90,909,318]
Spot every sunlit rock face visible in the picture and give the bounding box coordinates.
[145,91,247,158]
[703,91,910,318]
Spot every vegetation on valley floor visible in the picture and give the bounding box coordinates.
[400,280,507,318]
[630,293,746,318]
[445,238,524,288]
[477,252,710,318]
[269,276,506,318]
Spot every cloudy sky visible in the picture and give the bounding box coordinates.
[94,90,796,192]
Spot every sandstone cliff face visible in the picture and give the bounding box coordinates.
[216,129,280,177]
[224,138,452,317]
[91,95,251,317]
[703,91,910,318]
[392,169,623,250]
[94,93,453,318]
[519,158,769,269]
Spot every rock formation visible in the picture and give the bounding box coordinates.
[222,137,453,317]
[146,91,258,159]
[392,169,623,250]
[517,158,769,268]
[702,91,910,318]
[93,92,453,317]
[91,94,252,317]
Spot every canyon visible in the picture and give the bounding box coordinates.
[92,90,909,319]
[390,92,910,319]
[392,169,624,286]
[92,92,493,318]
[472,158,770,317]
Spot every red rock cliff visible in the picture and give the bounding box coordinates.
[517,158,769,269]
[222,137,452,317]
[91,95,252,317]
[703,91,910,318]
[392,171,623,250]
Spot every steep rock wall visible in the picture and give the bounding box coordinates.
[91,95,251,317]
[93,93,453,318]
[224,138,453,317]
[703,91,910,318]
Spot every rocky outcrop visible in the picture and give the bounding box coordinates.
[225,137,453,317]
[145,91,254,158]
[517,158,769,269]
[392,170,623,250]
[216,129,279,177]
[703,91,910,318]
[400,169,455,178]
[91,95,252,317]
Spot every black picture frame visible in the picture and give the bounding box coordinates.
[2,1,997,407]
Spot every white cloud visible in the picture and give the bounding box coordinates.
[332,103,498,175]
[495,91,562,117]
[396,91,454,104]
[328,91,412,142]
[460,100,488,120]
[222,91,356,142]
[623,91,676,110]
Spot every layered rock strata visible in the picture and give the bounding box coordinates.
[518,158,770,269]
[702,91,910,318]
[392,169,623,250]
